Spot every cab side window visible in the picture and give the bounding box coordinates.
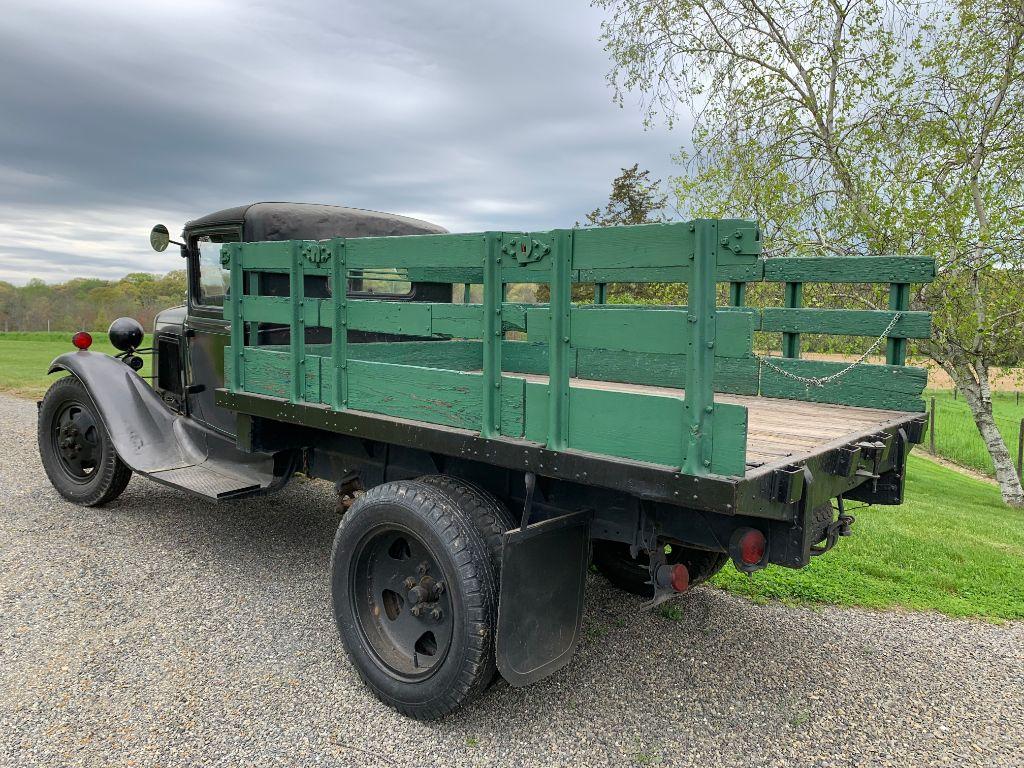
[193,232,239,307]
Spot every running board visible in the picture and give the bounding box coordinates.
[142,462,263,500]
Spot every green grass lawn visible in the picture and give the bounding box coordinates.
[713,453,1024,621]
[923,389,1024,476]
[0,331,151,398]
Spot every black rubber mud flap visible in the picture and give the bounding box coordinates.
[496,510,590,687]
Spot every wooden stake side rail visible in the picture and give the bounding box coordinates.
[221,221,935,479]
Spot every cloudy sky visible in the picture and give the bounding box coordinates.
[0,0,687,285]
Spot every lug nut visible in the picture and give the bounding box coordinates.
[411,605,424,617]
[431,608,442,621]
[403,577,417,590]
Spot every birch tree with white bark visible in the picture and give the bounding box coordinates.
[595,0,1024,505]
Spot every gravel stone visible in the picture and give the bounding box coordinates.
[1,391,1022,767]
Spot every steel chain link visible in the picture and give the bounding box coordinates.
[756,312,903,389]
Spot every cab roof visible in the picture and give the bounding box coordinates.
[184,202,447,242]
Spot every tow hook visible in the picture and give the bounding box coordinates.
[810,498,856,556]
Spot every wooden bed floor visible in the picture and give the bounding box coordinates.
[504,372,916,473]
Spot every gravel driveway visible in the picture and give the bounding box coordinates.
[1,391,1022,767]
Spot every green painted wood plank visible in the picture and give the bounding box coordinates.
[235,347,322,402]
[575,349,760,395]
[761,308,931,338]
[345,300,432,335]
[759,358,927,411]
[571,220,760,271]
[329,239,348,409]
[887,282,911,365]
[710,402,748,477]
[289,242,306,403]
[432,302,483,338]
[683,220,718,475]
[237,240,330,275]
[569,306,754,357]
[523,306,754,357]
[341,233,486,269]
[239,296,319,326]
[482,232,501,437]
[329,360,525,435]
[346,340,483,369]
[411,262,765,284]
[763,256,936,284]
[525,386,748,476]
[547,230,572,450]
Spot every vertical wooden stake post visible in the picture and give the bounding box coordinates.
[481,233,502,438]
[683,220,717,475]
[329,239,348,411]
[547,230,572,452]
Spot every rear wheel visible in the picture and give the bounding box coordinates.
[37,376,132,506]
[330,479,498,720]
[592,541,728,598]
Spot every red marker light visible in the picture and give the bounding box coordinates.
[669,563,689,593]
[71,331,93,350]
[737,528,766,565]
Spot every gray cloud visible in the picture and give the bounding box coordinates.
[0,0,687,285]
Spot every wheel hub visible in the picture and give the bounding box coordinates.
[351,529,454,681]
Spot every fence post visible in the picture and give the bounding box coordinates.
[1017,418,1023,481]
[930,396,936,454]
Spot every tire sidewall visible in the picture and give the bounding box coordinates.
[330,483,492,713]
[38,376,122,505]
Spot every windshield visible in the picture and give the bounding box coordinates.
[193,231,239,307]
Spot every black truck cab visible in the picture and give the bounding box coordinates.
[151,202,450,436]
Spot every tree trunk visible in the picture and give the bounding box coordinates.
[947,364,1024,507]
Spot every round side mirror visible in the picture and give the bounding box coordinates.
[150,224,171,252]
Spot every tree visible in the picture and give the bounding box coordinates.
[578,164,678,303]
[583,163,669,227]
[596,0,1024,505]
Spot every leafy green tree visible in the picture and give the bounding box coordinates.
[583,163,668,227]
[596,0,1024,505]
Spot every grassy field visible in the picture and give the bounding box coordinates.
[713,453,1024,621]
[923,389,1023,476]
[0,332,151,398]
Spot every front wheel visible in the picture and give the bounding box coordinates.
[37,375,132,506]
[329,480,498,720]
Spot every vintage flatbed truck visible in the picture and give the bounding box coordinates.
[37,202,933,719]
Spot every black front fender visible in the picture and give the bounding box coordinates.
[48,351,202,473]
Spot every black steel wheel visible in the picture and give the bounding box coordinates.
[37,376,132,506]
[330,480,498,720]
[592,540,728,598]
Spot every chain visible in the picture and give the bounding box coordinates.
[756,312,903,389]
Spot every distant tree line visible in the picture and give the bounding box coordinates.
[0,272,186,332]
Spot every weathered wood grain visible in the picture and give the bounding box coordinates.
[763,256,936,284]
[760,308,931,338]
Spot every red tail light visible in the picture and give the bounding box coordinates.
[669,563,689,592]
[71,331,93,350]
[739,529,766,564]
[730,527,767,570]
